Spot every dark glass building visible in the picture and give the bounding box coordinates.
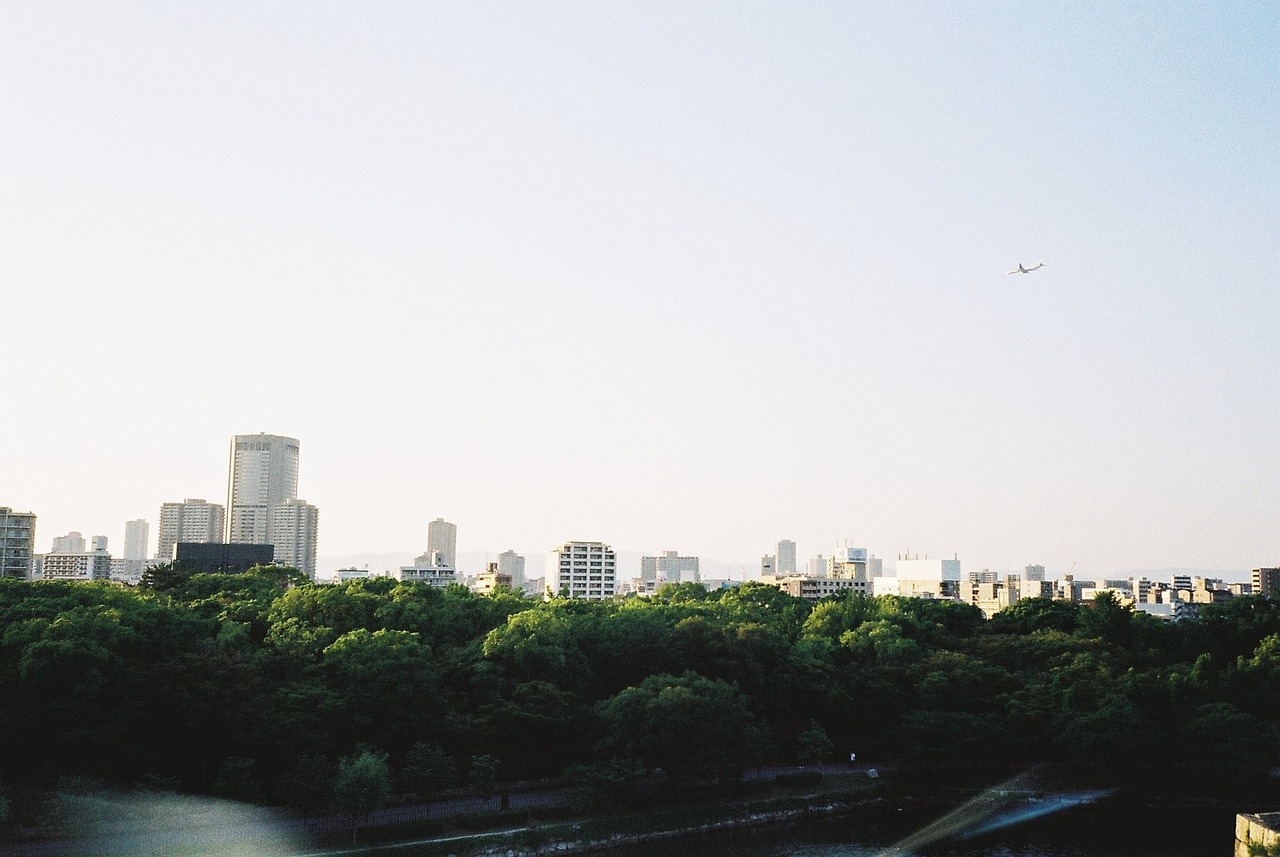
[174,542,274,574]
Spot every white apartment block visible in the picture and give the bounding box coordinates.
[640,550,700,584]
[42,545,112,581]
[548,541,616,600]
[157,499,224,561]
[393,563,457,587]
[271,499,319,579]
[0,507,37,579]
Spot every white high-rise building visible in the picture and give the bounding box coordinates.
[123,520,148,562]
[271,499,319,578]
[0,507,37,579]
[157,499,224,561]
[776,540,797,575]
[640,550,700,584]
[424,518,457,569]
[497,549,526,588]
[548,541,616,600]
[227,434,300,545]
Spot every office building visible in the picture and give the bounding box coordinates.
[828,545,869,580]
[497,549,526,588]
[271,499,319,578]
[1024,564,1046,582]
[157,499,224,561]
[1253,568,1280,599]
[641,550,701,585]
[776,540,797,575]
[896,554,963,599]
[227,434,300,545]
[548,541,616,600]
[175,542,274,575]
[425,518,457,570]
[760,554,776,576]
[0,507,36,579]
[808,555,826,576]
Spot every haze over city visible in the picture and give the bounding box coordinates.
[3,3,1276,578]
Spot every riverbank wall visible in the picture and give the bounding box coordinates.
[1237,812,1280,857]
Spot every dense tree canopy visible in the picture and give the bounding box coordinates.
[1,574,1277,806]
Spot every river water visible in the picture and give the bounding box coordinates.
[602,799,1236,857]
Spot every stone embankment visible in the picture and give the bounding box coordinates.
[1236,812,1280,857]
[459,799,878,857]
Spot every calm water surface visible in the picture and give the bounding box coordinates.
[601,800,1235,857]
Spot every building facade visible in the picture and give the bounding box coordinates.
[42,540,112,581]
[640,550,700,584]
[548,541,616,600]
[174,542,274,574]
[271,499,319,578]
[51,531,86,553]
[896,555,963,599]
[1253,568,1280,598]
[776,540,797,575]
[0,507,36,579]
[157,499,224,561]
[226,433,300,545]
[497,549,526,589]
[425,518,458,570]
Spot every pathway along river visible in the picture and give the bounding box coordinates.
[595,800,1237,857]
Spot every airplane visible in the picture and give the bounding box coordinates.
[1007,261,1045,275]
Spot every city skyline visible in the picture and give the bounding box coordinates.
[3,4,1275,577]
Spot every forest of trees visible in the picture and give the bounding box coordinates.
[1,568,1278,814]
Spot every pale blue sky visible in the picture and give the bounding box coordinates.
[3,2,1276,576]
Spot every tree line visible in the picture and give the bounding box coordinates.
[1,567,1278,813]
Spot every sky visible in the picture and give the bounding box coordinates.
[3,2,1277,578]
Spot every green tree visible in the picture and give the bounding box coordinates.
[333,748,392,844]
[592,671,762,790]
[794,721,834,765]
[401,742,454,804]
[468,754,499,802]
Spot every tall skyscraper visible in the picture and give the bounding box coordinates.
[271,499,319,578]
[123,520,149,562]
[0,507,36,579]
[157,499,224,561]
[548,541,616,600]
[227,434,300,545]
[497,549,526,588]
[425,518,457,569]
[776,540,797,574]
